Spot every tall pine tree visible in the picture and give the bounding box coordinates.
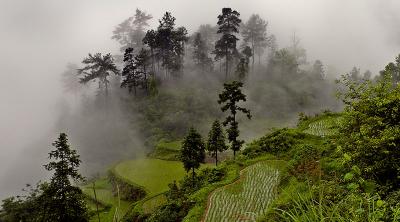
[121,48,141,95]
[214,8,241,79]
[180,128,205,186]
[218,81,251,159]
[206,120,227,166]
[42,133,88,222]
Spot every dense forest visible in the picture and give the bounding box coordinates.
[1,5,400,222]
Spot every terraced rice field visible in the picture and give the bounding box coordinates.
[203,162,280,222]
[304,117,343,137]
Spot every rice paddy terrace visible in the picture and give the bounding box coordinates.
[303,115,343,137]
[203,162,280,222]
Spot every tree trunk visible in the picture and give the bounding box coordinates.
[192,167,195,188]
[252,38,255,72]
[144,65,148,94]
[151,48,155,75]
[215,150,218,167]
[225,47,229,80]
[233,113,236,160]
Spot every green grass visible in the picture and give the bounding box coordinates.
[148,140,182,160]
[203,161,281,222]
[113,158,186,195]
[82,178,132,222]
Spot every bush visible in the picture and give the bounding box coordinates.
[246,128,306,155]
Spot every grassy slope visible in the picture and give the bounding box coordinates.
[258,113,343,221]
[113,158,186,195]
[148,140,182,161]
[82,178,131,222]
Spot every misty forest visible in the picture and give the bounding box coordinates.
[1,1,400,222]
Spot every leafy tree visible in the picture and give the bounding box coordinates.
[112,8,152,52]
[180,128,205,185]
[241,14,269,68]
[288,32,307,65]
[338,73,400,193]
[268,48,298,77]
[349,67,361,82]
[311,60,325,80]
[41,133,88,222]
[380,54,400,85]
[214,8,241,79]
[363,70,372,80]
[78,53,119,96]
[121,48,140,95]
[196,24,218,53]
[206,120,227,166]
[61,63,82,95]
[218,81,251,158]
[192,32,213,72]
[235,46,252,80]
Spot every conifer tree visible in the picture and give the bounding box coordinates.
[206,120,227,166]
[214,8,241,79]
[218,81,251,159]
[156,12,188,78]
[180,128,205,186]
[121,48,140,95]
[42,133,88,222]
[143,29,158,74]
[192,33,213,72]
[112,8,152,52]
[134,48,150,93]
[241,14,269,68]
[235,46,252,80]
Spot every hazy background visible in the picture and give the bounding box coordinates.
[1,0,400,200]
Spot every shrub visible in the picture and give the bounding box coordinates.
[247,128,306,155]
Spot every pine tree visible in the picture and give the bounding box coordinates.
[112,8,152,52]
[121,48,141,95]
[156,12,188,78]
[241,14,269,69]
[311,60,324,80]
[192,33,213,72]
[206,120,227,166]
[214,8,241,79]
[143,29,158,74]
[78,53,119,96]
[134,48,150,93]
[180,128,205,186]
[235,46,252,80]
[218,81,251,159]
[42,133,88,222]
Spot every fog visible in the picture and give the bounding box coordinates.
[1,0,400,200]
